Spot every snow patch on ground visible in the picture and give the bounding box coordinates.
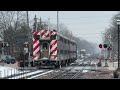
[0,66,28,78]
[82,70,89,73]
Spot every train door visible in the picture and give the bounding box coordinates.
[41,42,49,59]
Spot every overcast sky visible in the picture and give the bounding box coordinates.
[28,11,117,45]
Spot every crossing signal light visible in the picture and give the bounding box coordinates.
[0,42,9,47]
[103,44,107,48]
[24,43,28,48]
[99,44,102,48]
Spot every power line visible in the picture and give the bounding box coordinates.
[74,33,104,35]
[49,16,111,19]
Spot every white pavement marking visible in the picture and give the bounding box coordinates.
[82,70,89,73]
[9,70,44,79]
[27,70,53,79]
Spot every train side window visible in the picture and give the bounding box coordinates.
[68,40,70,44]
[59,36,62,42]
[65,50,67,54]
[73,42,74,45]
[60,50,63,54]
[57,50,59,54]
[61,37,63,43]
[34,35,40,40]
[64,50,66,54]
[66,40,68,44]
[64,39,66,44]
[68,50,69,54]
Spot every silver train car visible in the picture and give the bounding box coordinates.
[33,29,77,68]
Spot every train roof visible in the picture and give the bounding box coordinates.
[56,32,76,44]
[37,29,76,44]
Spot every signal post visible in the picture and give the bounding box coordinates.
[99,44,109,67]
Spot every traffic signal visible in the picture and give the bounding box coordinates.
[103,44,107,48]
[99,44,102,48]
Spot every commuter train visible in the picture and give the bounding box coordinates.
[33,29,77,68]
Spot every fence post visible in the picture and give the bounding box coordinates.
[4,69,5,78]
[7,69,8,78]
[10,69,12,77]
[0,71,1,78]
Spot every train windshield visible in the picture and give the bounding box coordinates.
[34,35,40,40]
[51,35,56,40]
[41,42,49,59]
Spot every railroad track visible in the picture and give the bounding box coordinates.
[50,66,87,79]
[3,59,98,79]
[50,59,98,79]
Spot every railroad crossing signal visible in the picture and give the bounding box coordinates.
[103,44,107,48]
[99,44,108,49]
[99,44,102,48]
[107,45,112,51]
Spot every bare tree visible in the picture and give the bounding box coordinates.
[103,12,120,59]
[0,11,27,56]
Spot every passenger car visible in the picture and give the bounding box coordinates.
[0,55,16,64]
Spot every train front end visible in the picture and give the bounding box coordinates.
[33,29,58,68]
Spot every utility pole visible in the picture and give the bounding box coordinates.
[57,11,59,31]
[34,15,37,31]
[1,28,4,56]
[26,11,31,67]
[109,34,112,61]
[48,18,50,30]
[57,11,61,68]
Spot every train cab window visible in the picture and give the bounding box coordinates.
[42,43,48,49]
[51,35,56,40]
[34,35,40,40]
[41,42,49,58]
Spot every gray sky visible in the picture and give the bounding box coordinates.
[28,11,117,45]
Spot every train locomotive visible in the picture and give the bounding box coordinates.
[33,29,77,68]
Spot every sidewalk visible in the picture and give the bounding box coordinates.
[99,61,118,71]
